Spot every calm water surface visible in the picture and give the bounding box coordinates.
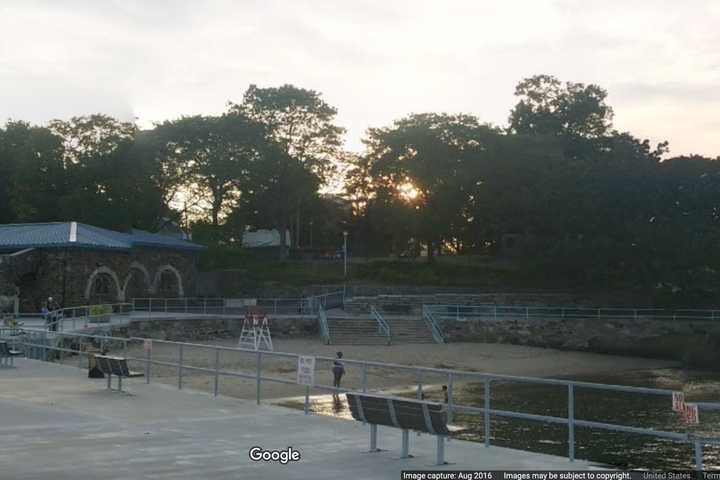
[280,368,720,470]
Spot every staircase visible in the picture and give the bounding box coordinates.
[326,316,390,345]
[387,316,435,343]
[324,315,435,345]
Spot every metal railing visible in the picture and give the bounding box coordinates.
[11,327,719,469]
[370,305,391,339]
[131,297,312,316]
[305,291,345,314]
[318,306,331,345]
[423,304,720,322]
[422,305,446,343]
[46,303,133,332]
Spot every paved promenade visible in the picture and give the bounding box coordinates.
[0,359,598,479]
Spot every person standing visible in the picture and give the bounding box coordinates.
[332,351,345,390]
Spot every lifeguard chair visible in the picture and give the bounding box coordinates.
[238,310,274,351]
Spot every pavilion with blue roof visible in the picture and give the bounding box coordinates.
[0,222,204,313]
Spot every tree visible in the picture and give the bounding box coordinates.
[48,114,162,230]
[229,84,345,257]
[0,121,65,223]
[356,113,498,261]
[153,113,266,230]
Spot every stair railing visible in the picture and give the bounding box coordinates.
[318,305,331,345]
[370,305,391,343]
[422,305,446,344]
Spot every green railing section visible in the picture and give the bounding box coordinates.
[318,305,331,345]
[422,305,446,343]
[370,305,391,341]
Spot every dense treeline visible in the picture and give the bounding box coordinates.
[1,76,719,300]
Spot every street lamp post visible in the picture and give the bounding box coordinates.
[343,231,348,278]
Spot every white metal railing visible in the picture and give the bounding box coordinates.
[422,304,720,322]
[45,303,132,332]
[14,327,720,470]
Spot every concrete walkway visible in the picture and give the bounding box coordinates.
[0,359,599,479]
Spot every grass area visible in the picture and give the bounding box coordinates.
[199,246,556,291]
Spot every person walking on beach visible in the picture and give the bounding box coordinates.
[332,351,345,390]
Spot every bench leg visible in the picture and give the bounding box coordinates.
[369,424,379,452]
[436,435,446,465]
[107,373,112,390]
[401,429,410,458]
[118,375,122,392]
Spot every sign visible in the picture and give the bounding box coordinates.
[682,403,699,425]
[296,355,315,386]
[143,339,152,354]
[672,391,685,412]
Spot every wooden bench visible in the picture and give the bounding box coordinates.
[346,392,459,465]
[0,341,21,368]
[94,355,142,392]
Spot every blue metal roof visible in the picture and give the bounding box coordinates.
[0,222,205,252]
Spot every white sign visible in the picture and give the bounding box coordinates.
[296,356,316,386]
[672,392,685,412]
[143,339,152,353]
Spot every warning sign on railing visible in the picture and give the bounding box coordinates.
[143,339,152,353]
[671,391,699,424]
[296,355,315,386]
[672,391,685,412]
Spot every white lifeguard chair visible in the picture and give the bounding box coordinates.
[238,313,274,351]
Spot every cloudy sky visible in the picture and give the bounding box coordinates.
[1,0,718,157]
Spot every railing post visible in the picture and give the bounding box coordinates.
[416,369,423,400]
[694,441,703,471]
[362,363,368,393]
[145,343,151,384]
[456,305,459,322]
[203,298,207,315]
[568,384,575,462]
[493,305,497,321]
[177,344,183,390]
[214,348,220,397]
[484,379,491,447]
[256,351,262,405]
[185,297,188,313]
[304,385,310,415]
[447,373,454,423]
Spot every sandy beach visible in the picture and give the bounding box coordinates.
[113,337,679,401]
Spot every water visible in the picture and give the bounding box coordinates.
[279,368,720,470]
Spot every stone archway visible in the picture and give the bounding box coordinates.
[84,266,122,303]
[122,261,151,301]
[152,264,184,298]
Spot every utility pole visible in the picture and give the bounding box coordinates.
[343,231,348,278]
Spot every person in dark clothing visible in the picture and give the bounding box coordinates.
[332,351,345,389]
[442,385,449,403]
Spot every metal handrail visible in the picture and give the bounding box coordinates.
[13,327,720,469]
[423,303,720,322]
[422,305,446,343]
[318,305,331,345]
[370,305,391,340]
[45,303,132,332]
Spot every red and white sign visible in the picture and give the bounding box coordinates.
[682,403,700,425]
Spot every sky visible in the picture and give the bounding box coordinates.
[1,0,719,157]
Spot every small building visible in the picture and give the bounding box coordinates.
[0,222,204,313]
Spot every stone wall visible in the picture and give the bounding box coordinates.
[108,316,318,342]
[13,247,200,311]
[441,316,720,366]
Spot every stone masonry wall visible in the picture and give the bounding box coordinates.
[16,247,199,311]
[441,316,720,366]
[108,316,318,342]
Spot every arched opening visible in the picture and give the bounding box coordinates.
[89,272,119,304]
[122,263,151,301]
[153,265,184,298]
[84,266,122,304]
